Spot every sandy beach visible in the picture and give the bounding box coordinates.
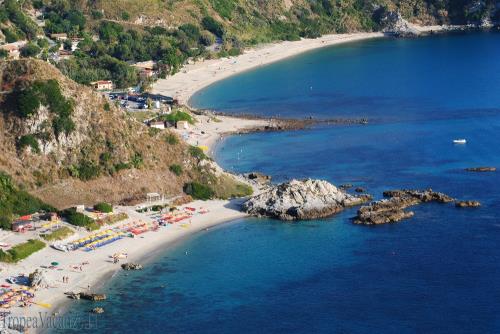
[152,24,454,106]
[153,32,385,106]
[2,199,249,332]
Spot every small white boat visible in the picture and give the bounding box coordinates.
[453,139,467,144]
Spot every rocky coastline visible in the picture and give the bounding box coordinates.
[242,179,371,221]
[354,189,480,225]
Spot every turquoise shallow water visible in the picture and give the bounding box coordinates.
[58,32,500,333]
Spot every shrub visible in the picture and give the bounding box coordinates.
[165,133,179,145]
[17,135,40,153]
[131,152,143,169]
[159,110,194,124]
[60,208,99,231]
[169,164,183,176]
[0,50,7,59]
[103,102,110,111]
[183,182,214,200]
[1,28,19,43]
[20,43,41,58]
[74,161,100,181]
[189,146,207,160]
[0,239,46,263]
[94,202,113,213]
[202,16,225,37]
[15,88,40,118]
[148,127,161,137]
[121,11,130,21]
[40,227,74,241]
[91,10,103,19]
[114,162,131,172]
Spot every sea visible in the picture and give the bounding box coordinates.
[57,31,500,333]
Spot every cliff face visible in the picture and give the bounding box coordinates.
[0,60,211,208]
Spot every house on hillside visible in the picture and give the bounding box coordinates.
[132,60,157,79]
[50,33,68,41]
[149,121,166,129]
[91,80,114,91]
[0,41,28,59]
[58,49,73,60]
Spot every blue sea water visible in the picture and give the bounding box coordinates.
[59,32,500,333]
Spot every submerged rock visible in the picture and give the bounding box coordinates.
[243,179,371,220]
[465,167,496,172]
[245,172,272,185]
[354,189,455,225]
[80,293,106,301]
[121,263,143,271]
[91,307,104,314]
[455,200,481,208]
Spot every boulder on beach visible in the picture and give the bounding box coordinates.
[243,179,371,220]
[121,263,143,271]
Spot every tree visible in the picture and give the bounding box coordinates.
[20,43,41,58]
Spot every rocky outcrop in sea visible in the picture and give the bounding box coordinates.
[243,179,371,220]
[465,167,496,172]
[354,189,479,225]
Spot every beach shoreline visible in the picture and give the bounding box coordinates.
[1,26,465,333]
[152,25,459,107]
[3,199,250,333]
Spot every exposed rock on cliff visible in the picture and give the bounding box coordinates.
[381,11,421,37]
[243,179,371,221]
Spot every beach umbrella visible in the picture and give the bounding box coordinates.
[51,262,59,266]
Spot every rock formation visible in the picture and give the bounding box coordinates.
[354,189,455,225]
[121,263,143,271]
[245,172,272,185]
[456,200,481,208]
[243,179,371,220]
[381,11,421,37]
[465,167,496,172]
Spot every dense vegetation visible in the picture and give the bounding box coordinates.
[2,0,498,89]
[4,79,75,138]
[0,172,55,230]
[0,239,46,263]
[159,109,195,125]
[59,208,99,230]
[40,226,74,241]
[183,181,215,200]
[94,202,113,213]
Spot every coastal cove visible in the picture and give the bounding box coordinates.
[55,31,500,334]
